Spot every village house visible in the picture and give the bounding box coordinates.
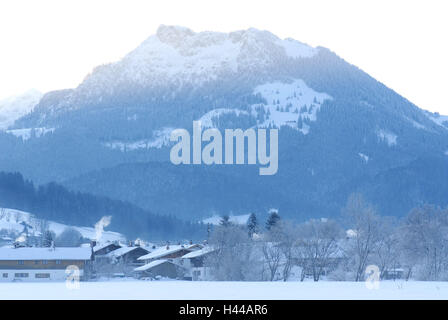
[105,246,149,266]
[137,243,203,264]
[181,246,216,281]
[0,236,13,247]
[134,243,202,279]
[98,246,150,277]
[0,247,93,281]
[93,242,122,257]
[134,259,185,279]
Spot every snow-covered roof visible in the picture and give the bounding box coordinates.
[105,246,148,259]
[137,244,198,261]
[181,247,216,259]
[0,247,92,260]
[134,259,170,271]
[93,242,121,253]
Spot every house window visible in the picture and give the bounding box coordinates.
[14,273,29,278]
[34,260,39,265]
[55,260,61,265]
[35,273,50,279]
[17,260,24,265]
[42,260,48,265]
[2,273,7,278]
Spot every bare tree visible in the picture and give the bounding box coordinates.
[277,221,299,281]
[401,205,448,280]
[295,219,342,281]
[262,239,283,281]
[372,217,400,279]
[205,225,258,281]
[261,221,297,281]
[342,193,382,282]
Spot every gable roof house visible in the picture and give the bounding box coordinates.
[134,259,186,280]
[93,242,122,257]
[94,244,150,278]
[134,243,202,279]
[181,246,216,281]
[106,246,149,265]
[0,247,93,282]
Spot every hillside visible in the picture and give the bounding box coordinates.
[0,172,206,240]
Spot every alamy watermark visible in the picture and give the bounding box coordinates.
[65,265,80,290]
[365,265,380,290]
[169,121,278,175]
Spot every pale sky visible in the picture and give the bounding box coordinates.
[0,0,447,113]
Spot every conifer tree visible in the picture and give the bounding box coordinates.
[266,210,280,230]
[247,213,258,238]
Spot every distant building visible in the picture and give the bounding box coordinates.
[105,246,149,266]
[0,236,13,247]
[181,247,216,281]
[383,268,405,280]
[93,242,122,257]
[137,244,202,264]
[134,243,202,279]
[93,244,150,277]
[134,259,185,279]
[0,247,93,281]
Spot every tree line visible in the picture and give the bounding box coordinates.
[0,171,206,240]
[204,194,448,282]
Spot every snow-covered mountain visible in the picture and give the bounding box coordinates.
[2,25,448,221]
[0,89,42,130]
[81,25,317,87]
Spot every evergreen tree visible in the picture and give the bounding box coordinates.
[247,213,258,238]
[220,215,231,227]
[266,210,280,230]
[42,230,55,247]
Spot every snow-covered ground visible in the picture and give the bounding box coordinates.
[252,79,332,134]
[0,280,447,300]
[202,214,250,225]
[6,127,55,141]
[0,208,124,242]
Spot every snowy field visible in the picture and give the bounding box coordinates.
[1,280,448,300]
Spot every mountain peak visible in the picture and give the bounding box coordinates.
[156,25,195,44]
[81,26,319,90]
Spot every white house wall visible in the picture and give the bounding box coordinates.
[0,269,84,282]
